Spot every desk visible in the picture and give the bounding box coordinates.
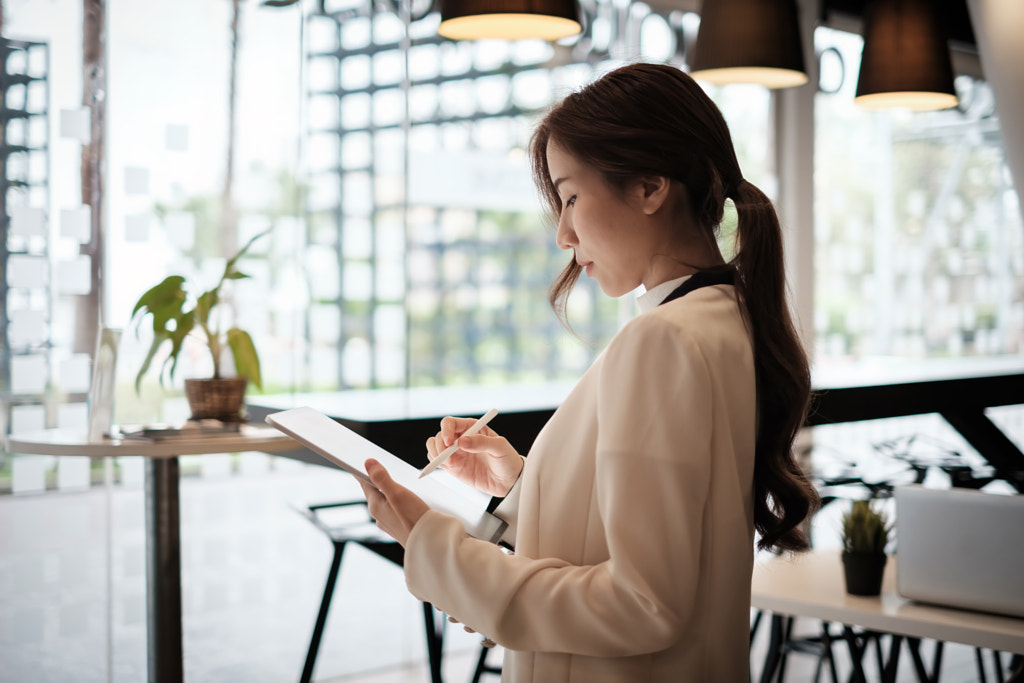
[752,550,1024,681]
[4,427,300,683]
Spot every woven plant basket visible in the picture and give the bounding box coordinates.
[184,378,248,421]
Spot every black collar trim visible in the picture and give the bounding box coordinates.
[659,270,735,306]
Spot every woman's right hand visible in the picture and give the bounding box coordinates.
[425,417,524,497]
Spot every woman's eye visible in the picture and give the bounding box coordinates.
[566,195,577,208]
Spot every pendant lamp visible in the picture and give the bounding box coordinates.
[438,0,582,41]
[689,0,808,89]
[855,0,958,111]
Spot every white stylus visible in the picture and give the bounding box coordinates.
[418,408,499,479]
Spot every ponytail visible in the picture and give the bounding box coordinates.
[730,180,819,552]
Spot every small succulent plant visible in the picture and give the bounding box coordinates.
[841,499,892,555]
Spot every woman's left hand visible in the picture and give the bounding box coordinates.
[357,459,430,547]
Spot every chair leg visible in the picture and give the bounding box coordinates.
[842,625,869,683]
[776,616,795,682]
[471,644,491,683]
[751,610,764,644]
[882,634,903,683]
[750,610,764,683]
[993,651,1006,683]
[976,648,992,683]
[301,541,346,683]
[821,622,840,683]
[422,602,445,683]
[907,638,935,683]
[759,614,786,683]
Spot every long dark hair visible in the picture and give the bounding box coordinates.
[529,62,818,552]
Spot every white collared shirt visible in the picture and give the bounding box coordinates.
[635,274,693,314]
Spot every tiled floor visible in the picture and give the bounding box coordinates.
[0,447,1018,682]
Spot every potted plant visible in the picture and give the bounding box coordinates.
[130,229,268,421]
[840,499,893,596]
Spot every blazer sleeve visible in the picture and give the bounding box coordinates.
[403,316,714,656]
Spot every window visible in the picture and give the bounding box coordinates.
[814,27,1023,364]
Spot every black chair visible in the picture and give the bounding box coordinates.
[470,644,502,682]
[294,500,446,683]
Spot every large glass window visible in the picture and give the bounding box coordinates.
[302,4,773,391]
[98,1,774,403]
[813,26,1023,365]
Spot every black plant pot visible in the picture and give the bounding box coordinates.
[842,552,888,596]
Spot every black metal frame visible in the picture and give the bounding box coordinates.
[295,500,446,683]
[470,645,502,683]
[808,372,1024,491]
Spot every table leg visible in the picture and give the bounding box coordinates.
[145,457,183,683]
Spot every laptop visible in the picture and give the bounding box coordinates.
[895,485,1024,618]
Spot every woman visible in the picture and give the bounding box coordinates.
[358,62,819,682]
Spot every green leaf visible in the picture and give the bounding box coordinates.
[131,276,191,394]
[195,289,219,325]
[841,499,891,555]
[226,328,261,390]
[164,314,196,381]
[147,298,189,337]
[131,276,187,324]
[135,331,171,393]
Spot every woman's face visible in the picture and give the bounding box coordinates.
[546,140,660,298]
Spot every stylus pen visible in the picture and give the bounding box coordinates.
[418,408,499,479]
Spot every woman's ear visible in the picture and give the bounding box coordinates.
[637,175,671,215]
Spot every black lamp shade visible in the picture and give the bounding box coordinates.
[438,0,582,41]
[689,0,808,89]
[855,0,958,110]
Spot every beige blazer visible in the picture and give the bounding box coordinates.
[405,284,757,682]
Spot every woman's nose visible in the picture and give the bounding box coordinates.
[555,214,575,250]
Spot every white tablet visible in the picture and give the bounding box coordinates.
[266,406,507,543]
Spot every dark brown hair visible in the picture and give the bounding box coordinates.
[529,62,818,552]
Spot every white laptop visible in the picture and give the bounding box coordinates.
[895,485,1024,618]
